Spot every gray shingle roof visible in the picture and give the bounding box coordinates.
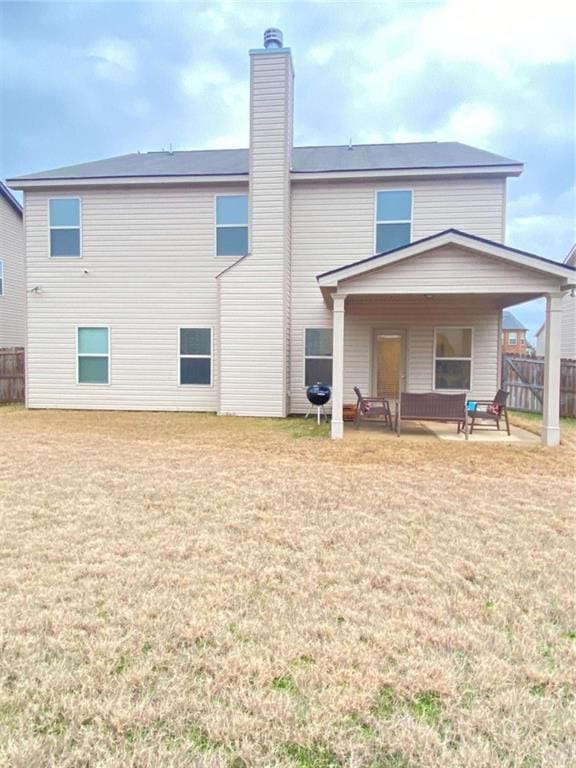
[502,310,527,331]
[9,142,521,182]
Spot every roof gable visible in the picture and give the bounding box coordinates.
[317,230,576,288]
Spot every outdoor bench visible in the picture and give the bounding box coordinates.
[395,392,468,438]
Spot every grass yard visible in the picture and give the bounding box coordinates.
[1,407,575,768]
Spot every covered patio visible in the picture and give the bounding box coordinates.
[317,230,576,446]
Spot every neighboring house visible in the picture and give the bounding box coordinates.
[535,245,576,359]
[501,310,530,355]
[7,29,576,445]
[0,181,26,347]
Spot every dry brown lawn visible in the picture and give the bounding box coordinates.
[1,407,575,768]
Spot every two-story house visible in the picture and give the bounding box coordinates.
[7,29,575,445]
[501,310,531,355]
[0,182,25,347]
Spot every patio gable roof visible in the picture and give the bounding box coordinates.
[317,229,576,289]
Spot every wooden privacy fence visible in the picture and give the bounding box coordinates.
[502,354,576,417]
[0,347,25,404]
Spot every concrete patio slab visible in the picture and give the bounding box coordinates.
[344,418,539,444]
[420,420,539,444]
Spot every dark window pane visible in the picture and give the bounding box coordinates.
[435,329,472,358]
[435,360,471,390]
[180,328,211,356]
[377,191,412,221]
[376,223,410,253]
[216,195,248,225]
[305,328,333,357]
[217,226,248,256]
[180,357,211,385]
[50,228,80,257]
[49,198,80,227]
[305,358,333,387]
[78,356,108,384]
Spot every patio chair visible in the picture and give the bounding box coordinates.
[353,386,393,430]
[467,389,510,435]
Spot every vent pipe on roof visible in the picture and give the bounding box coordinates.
[263,28,283,48]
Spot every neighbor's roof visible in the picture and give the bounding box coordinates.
[502,310,527,331]
[0,181,23,215]
[8,142,522,182]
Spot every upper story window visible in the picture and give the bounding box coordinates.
[508,332,517,345]
[49,198,81,258]
[376,190,412,253]
[216,195,248,256]
[0,259,3,296]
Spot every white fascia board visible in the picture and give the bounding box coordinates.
[7,175,249,190]
[291,165,523,182]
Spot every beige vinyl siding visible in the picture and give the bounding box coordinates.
[0,196,26,346]
[339,246,562,294]
[290,297,500,413]
[561,294,576,359]
[219,50,293,416]
[289,177,507,413]
[24,184,245,410]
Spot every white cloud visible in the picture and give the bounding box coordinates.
[89,38,138,84]
[180,61,231,97]
[420,0,576,71]
[507,186,575,261]
[507,213,575,260]
[389,102,500,146]
[307,43,336,66]
[204,131,249,150]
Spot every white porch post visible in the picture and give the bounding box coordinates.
[331,293,346,439]
[542,293,564,447]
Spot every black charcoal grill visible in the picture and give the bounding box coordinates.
[305,382,331,423]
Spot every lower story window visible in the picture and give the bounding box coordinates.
[78,327,109,384]
[180,328,212,385]
[434,327,472,390]
[305,328,333,386]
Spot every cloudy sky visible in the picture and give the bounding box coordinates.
[1,0,574,335]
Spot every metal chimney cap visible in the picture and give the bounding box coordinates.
[263,28,283,49]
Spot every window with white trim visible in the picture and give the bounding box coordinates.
[508,332,517,345]
[434,328,472,390]
[0,259,3,296]
[180,328,212,385]
[78,327,109,384]
[215,195,248,256]
[376,190,412,253]
[50,198,81,257]
[304,328,333,386]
